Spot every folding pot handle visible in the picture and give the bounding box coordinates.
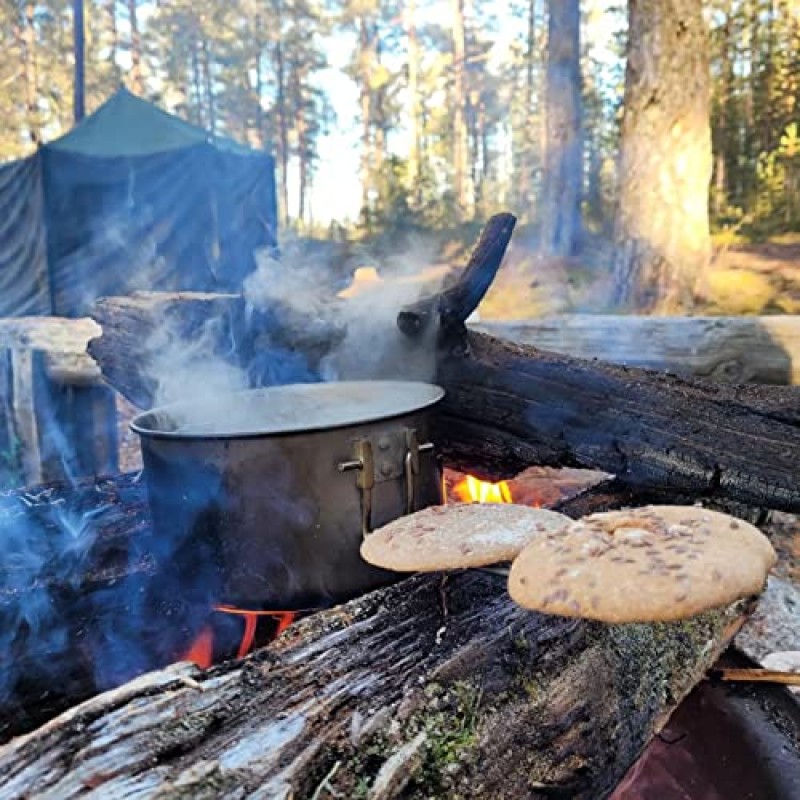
[339,430,435,537]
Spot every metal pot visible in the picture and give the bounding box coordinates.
[130,381,444,609]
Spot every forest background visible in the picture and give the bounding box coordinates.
[1,0,799,315]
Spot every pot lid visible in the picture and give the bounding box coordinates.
[130,381,445,439]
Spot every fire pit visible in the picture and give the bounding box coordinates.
[2,214,799,797]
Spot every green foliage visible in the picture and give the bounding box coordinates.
[749,123,800,238]
[709,0,800,238]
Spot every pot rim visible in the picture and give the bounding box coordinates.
[130,380,445,441]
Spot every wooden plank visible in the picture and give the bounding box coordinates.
[9,349,42,486]
[0,317,102,386]
[473,315,800,384]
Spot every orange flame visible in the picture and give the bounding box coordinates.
[182,626,214,669]
[179,608,298,669]
[454,474,513,504]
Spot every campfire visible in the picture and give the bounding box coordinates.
[179,465,568,669]
[0,215,798,799]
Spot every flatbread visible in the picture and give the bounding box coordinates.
[360,503,571,572]
[508,505,777,623]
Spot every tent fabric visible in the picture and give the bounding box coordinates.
[0,89,278,318]
[48,89,209,157]
[0,156,51,316]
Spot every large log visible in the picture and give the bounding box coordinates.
[0,569,749,799]
[434,330,800,511]
[0,317,102,386]
[0,466,649,744]
[88,291,345,410]
[0,318,116,486]
[474,314,800,384]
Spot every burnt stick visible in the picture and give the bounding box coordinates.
[397,212,517,337]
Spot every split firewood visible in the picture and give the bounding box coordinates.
[711,667,800,686]
[0,570,751,800]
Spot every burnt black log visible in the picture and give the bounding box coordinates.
[397,212,516,336]
[85,218,800,513]
[0,474,194,743]
[433,331,800,512]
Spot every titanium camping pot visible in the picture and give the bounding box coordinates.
[130,381,444,610]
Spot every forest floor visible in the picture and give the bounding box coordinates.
[477,235,800,319]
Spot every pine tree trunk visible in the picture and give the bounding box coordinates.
[127,0,142,94]
[106,0,119,84]
[521,0,539,210]
[253,12,264,149]
[23,3,41,145]
[72,0,85,123]
[201,38,215,135]
[359,19,374,228]
[297,100,308,224]
[540,0,582,257]
[273,2,290,226]
[406,0,421,206]
[611,0,712,313]
[452,0,469,217]
[190,42,203,127]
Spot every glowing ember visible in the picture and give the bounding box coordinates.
[454,474,513,504]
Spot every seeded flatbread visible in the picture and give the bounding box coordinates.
[508,505,777,623]
[360,503,571,572]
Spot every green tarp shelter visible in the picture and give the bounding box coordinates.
[0,89,278,317]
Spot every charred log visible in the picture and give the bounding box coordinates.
[88,292,344,410]
[393,215,800,514]
[84,216,800,513]
[397,212,516,336]
[433,330,800,512]
[0,474,169,742]
[0,568,748,799]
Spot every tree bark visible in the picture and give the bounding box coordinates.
[540,0,582,257]
[0,565,749,799]
[611,0,712,312]
[127,0,142,94]
[406,0,421,206]
[452,0,469,217]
